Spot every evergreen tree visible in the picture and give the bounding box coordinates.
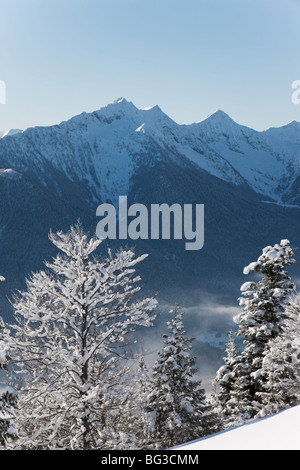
[135,355,155,448]
[211,330,248,429]
[233,239,296,419]
[119,355,156,449]
[5,223,157,449]
[212,331,238,407]
[147,303,210,449]
[137,355,151,401]
[256,292,300,416]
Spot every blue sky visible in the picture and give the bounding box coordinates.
[0,0,299,131]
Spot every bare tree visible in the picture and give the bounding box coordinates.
[6,223,157,449]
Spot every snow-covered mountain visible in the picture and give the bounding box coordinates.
[1,98,299,205]
[185,109,300,205]
[173,404,300,450]
[0,129,23,139]
[0,98,299,373]
[1,101,299,444]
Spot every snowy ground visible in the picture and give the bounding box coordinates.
[173,405,300,450]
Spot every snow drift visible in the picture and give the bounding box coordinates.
[173,405,300,450]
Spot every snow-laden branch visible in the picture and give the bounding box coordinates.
[5,222,157,449]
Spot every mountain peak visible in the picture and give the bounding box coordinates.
[263,119,300,143]
[112,97,127,104]
[266,119,300,131]
[0,129,23,139]
[286,119,300,128]
[196,108,242,136]
[91,97,139,122]
[200,108,233,123]
[105,97,138,112]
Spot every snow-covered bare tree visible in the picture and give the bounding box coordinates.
[0,272,18,448]
[233,239,296,419]
[0,314,18,447]
[147,303,211,449]
[5,223,157,449]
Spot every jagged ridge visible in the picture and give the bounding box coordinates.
[1,97,299,205]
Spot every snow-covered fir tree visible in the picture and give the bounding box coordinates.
[119,355,155,449]
[5,223,157,450]
[233,239,296,419]
[147,303,211,449]
[211,330,246,429]
[137,355,151,402]
[0,314,18,447]
[256,292,300,416]
[134,355,154,448]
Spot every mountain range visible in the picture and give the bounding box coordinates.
[2,97,300,205]
[0,97,299,380]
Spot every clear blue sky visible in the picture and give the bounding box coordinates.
[0,0,299,131]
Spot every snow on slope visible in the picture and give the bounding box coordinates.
[186,109,298,203]
[0,129,23,138]
[63,99,300,205]
[0,98,300,205]
[173,405,300,450]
